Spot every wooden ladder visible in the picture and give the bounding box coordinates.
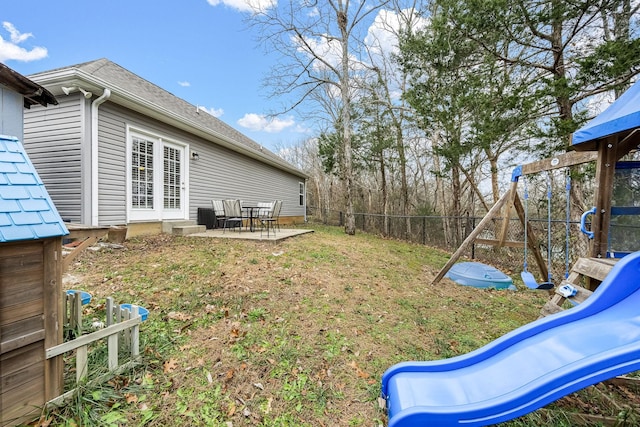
[539,257,618,318]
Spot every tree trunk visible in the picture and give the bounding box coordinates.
[337,7,355,235]
[551,1,573,150]
[394,121,411,237]
[451,164,462,245]
[486,150,500,204]
[380,151,389,236]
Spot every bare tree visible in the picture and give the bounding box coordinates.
[251,0,390,235]
[360,2,424,235]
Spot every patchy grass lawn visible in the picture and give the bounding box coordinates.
[45,224,639,426]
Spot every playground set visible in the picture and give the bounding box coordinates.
[381,79,640,426]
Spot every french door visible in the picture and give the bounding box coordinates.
[129,132,186,221]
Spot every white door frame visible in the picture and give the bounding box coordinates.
[126,127,189,222]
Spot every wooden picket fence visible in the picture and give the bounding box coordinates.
[46,294,143,405]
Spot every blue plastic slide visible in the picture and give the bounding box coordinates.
[381,251,640,426]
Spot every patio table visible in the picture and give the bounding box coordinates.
[242,205,260,232]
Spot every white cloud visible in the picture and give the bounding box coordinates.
[365,9,428,59]
[0,22,47,62]
[293,32,368,74]
[197,105,224,117]
[206,0,276,13]
[238,113,295,132]
[178,81,191,87]
[294,123,311,134]
[3,22,31,44]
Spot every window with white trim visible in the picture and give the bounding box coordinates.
[299,182,305,206]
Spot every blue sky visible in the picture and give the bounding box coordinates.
[0,0,312,151]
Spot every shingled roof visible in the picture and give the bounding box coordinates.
[0,135,68,242]
[28,58,306,178]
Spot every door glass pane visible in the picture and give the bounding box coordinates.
[164,146,181,209]
[131,137,154,209]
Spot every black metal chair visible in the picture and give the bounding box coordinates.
[260,200,282,237]
[211,199,226,228]
[222,199,243,233]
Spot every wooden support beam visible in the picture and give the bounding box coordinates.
[498,181,518,246]
[512,191,549,281]
[44,238,63,401]
[475,239,525,248]
[62,224,109,273]
[590,136,618,260]
[615,128,640,161]
[432,188,512,285]
[521,150,598,176]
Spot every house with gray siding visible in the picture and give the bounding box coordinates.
[22,59,307,236]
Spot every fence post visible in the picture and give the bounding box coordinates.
[106,298,119,371]
[422,217,426,245]
[471,215,476,259]
[339,211,343,226]
[76,345,88,383]
[131,306,140,358]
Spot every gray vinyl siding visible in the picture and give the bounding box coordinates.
[23,96,85,223]
[97,105,127,225]
[0,85,24,140]
[100,103,305,225]
[22,96,305,228]
[188,147,304,220]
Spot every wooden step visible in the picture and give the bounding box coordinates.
[538,257,616,318]
[539,282,593,318]
[570,258,617,282]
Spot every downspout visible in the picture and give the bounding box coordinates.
[91,88,111,226]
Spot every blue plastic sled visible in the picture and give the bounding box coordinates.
[446,262,513,290]
[381,251,640,426]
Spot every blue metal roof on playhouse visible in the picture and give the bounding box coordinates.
[573,79,640,145]
[0,135,68,242]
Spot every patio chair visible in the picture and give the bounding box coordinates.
[222,199,243,233]
[211,199,226,228]
[257,201,274,219]
[260,200,282,237]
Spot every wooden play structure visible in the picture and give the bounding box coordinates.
[1,64,144,426]
[0,136,69,426]
[1,65,63,427]
[0,136,145,426]
[433,79,640,304]
[381,78,640,427]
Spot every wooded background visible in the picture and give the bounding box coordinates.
[254,0,639,237]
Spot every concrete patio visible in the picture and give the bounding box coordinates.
[187,227,314,242]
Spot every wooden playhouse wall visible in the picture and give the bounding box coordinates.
[1,238,63,426]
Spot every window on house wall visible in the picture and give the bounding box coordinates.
[132,137,154,209]
[164,145,181,209]
[299,182,305,206]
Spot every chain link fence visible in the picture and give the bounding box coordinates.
[308,206,592,282]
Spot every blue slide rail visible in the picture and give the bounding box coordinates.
[381,252,640,426]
